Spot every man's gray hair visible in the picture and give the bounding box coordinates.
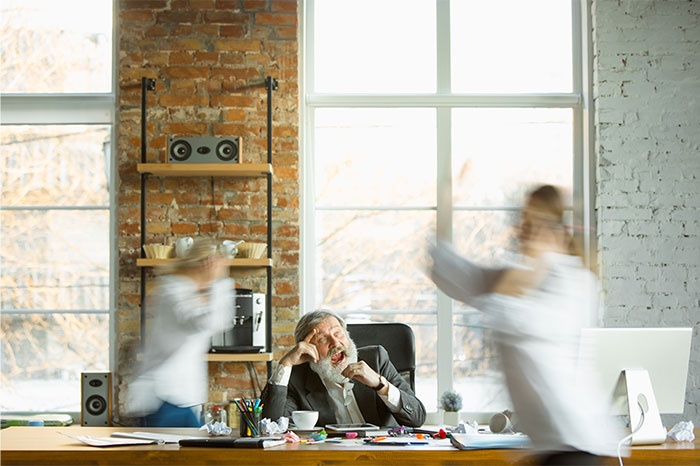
[294,310,346,343]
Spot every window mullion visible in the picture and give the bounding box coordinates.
[436,106,453,397]
[0,95,114,125]
[436,0,451,94]
[436,0,453,396]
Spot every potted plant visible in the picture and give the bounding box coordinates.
[439,390,463,426]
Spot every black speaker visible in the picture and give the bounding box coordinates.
[168,136,241,163]
[81,372,112,426]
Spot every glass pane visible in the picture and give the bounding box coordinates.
[1,210,109,311]
[314,0,436,93]
[451,0,572,93]
[0,313,108,411]
[343,313,437,413]
[315,211,435,310]
[0,0,112,93]
[450,209,513,412]
[1,125,111,206]
[452,318,511,412]
[452,108,573,207]
[453,210,518,265]
[315,108,436,207]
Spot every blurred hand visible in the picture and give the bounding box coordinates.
[280,329,319,367]
[202,255,227,282]
[341,361,381,388]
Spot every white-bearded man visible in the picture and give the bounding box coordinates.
[260,310,426,428]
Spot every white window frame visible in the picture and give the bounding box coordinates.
[0,0,118,415]
[301,0,594,411]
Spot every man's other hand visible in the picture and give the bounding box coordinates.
[342,361,381,388]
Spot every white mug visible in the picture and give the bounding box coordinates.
[219,240,243,258]
[175,237,194,258]
[489,411,514,434]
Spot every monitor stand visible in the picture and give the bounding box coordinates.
[613,369,667,445]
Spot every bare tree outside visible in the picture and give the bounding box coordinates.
[1,0,112,412]
[312,108,573,411]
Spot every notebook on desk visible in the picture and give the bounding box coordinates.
[451,433,531,450]
[179,437,285,449]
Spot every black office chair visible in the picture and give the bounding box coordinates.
[346,322,416,392]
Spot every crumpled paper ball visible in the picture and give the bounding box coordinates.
[452,420,479,434]
[260,417,289,435]
[200,421,232,436]
[667,421,695,442]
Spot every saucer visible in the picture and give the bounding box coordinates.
[290,426,322,434]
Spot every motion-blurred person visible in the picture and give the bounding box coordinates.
[128,238,233,427]
[429,185,621,465]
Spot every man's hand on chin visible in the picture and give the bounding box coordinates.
[341,361,381,389]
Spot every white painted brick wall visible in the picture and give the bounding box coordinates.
[593,0,700,426]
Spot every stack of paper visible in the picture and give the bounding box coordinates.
[451,433,531,450]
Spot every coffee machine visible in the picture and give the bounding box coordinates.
[210,289,266,353]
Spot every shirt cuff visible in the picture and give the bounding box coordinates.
[270,363,292,386]
[377,377,401,412]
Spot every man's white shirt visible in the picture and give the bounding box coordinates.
[270,364,402,424]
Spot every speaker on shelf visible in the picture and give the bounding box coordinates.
[81,372,112,426]
[168,136,242,164]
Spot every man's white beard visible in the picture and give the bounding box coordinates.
[309,338,358,384]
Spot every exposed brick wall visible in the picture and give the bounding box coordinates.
[592,0,700,425]
[116,0,299,421]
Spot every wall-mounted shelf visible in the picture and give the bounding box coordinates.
[137,163,272,177]
[137,258,272,267]
[138,76,278,379]
[206,352,273,362]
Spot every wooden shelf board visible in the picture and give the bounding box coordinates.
[137,258,272,267]
[137,163,272,177]
[136,352,273,362]
[207,352,273,362]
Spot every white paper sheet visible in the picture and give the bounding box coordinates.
[60,432,156,447]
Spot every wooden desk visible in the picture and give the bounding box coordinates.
[1,426,698,465]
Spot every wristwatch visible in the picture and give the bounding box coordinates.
[373,376,385,392]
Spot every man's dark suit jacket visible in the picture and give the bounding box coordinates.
[261,345,426,427]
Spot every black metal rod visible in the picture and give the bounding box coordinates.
[139,77,155,345]
[264,76,277,361]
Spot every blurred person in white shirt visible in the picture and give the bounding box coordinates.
[429,184,623,465]
[127,238,233,427]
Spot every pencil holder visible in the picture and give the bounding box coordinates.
[239,410,261,437]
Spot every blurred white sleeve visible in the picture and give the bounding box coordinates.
[429,240,504,305]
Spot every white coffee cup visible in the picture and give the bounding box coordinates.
[219,239,243,258]
[291,410,319,430]
[175,237,194,258]
[488,411,513,434]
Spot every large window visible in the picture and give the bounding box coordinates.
[0,0,115,413]
[304,0,590,412]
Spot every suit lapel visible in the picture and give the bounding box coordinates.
[302,368,336,424]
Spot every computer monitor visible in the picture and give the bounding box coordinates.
[577,327,692,445]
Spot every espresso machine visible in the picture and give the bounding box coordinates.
[210,288,266,353]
